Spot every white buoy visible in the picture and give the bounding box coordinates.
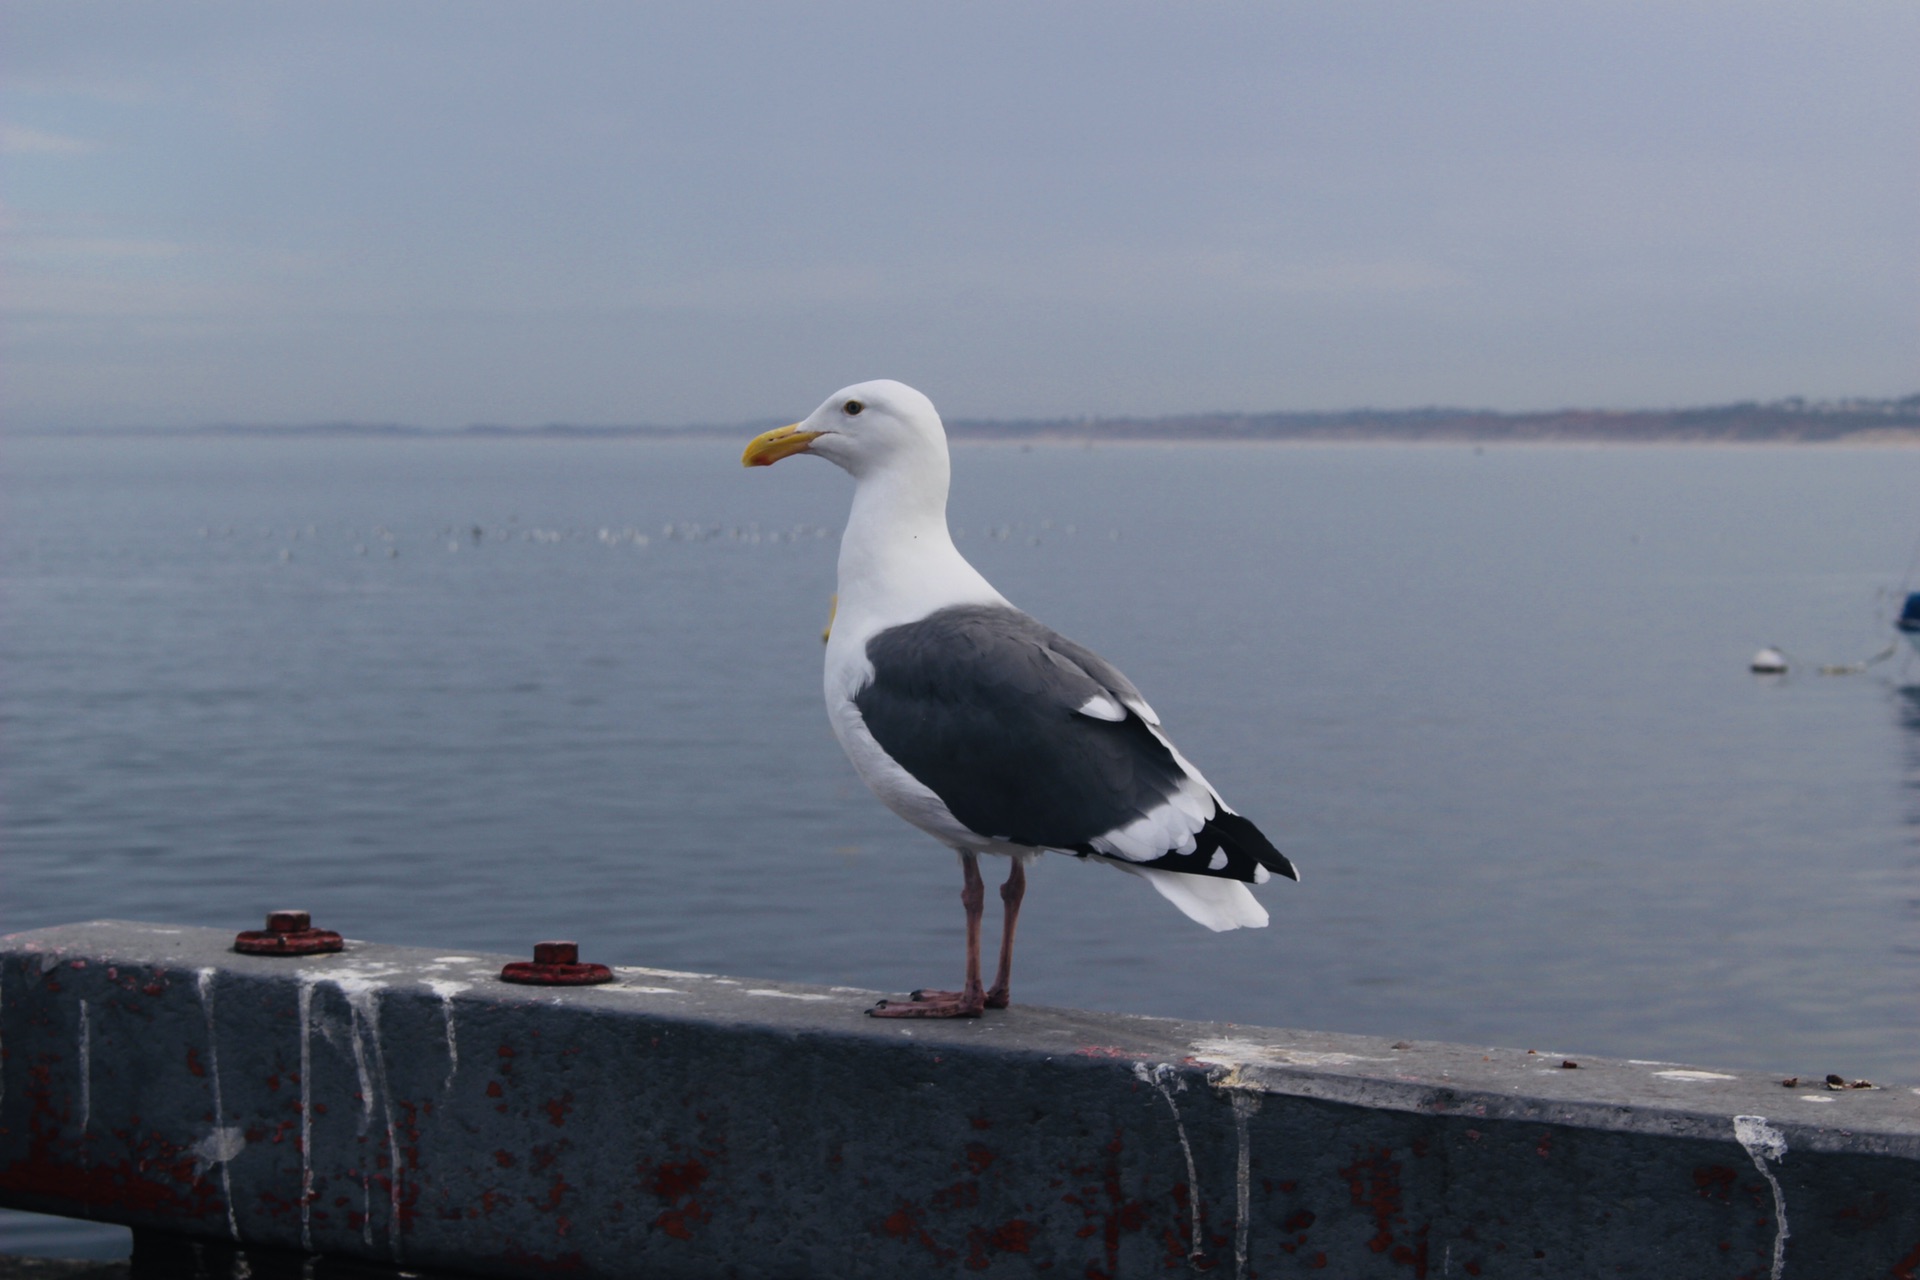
[1750,647,1788,674]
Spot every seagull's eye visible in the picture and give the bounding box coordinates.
[843,400,864,416]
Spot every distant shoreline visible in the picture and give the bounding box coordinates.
[955,430,1920,449]
[18,393,1920,446]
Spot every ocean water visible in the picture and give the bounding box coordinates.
[3,433,1918,1257]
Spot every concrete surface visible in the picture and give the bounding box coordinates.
[0,1261,127,1280]
[5,920,1920,1278]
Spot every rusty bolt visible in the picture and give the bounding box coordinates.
[500,940,613,986]
[233,909,344,956]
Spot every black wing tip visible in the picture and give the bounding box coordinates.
[1212,810,1299,883]
[1101,810,1300,884]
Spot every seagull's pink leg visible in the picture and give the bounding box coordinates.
[985,859,1026,1009]
[869,852,987,1018]
[899,858,1026,1011]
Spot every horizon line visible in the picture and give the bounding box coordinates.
[11,390,1919,441]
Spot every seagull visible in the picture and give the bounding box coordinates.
[744,380,1297,1018]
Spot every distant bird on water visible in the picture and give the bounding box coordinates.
[743,380,1297,1018]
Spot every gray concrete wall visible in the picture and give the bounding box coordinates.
[3,920,1919,1278]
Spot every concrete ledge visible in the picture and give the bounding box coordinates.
[4,921,1919,1278]
[0,1261,127,1280]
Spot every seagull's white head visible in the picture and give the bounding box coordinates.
[741,379,947,481]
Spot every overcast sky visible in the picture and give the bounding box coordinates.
[4,2,1916,429]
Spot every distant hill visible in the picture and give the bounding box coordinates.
[945,393,1920,444]
[41,394,1920,443]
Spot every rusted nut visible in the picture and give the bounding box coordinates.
[500,940,613,986]
[233,909,344,956]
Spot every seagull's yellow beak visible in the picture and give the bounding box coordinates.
[742,423,822,467]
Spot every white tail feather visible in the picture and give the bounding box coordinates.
[1118,865,1269,931]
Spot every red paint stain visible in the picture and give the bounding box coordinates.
[1160,1182,1217,1270]
[392,1097,427,1233]
[646,1159,711,1242]
[651,1160,708,1201]
[1891,1240,1920,1280]
[1837,1192,1891,1228]
[530,1173,572,1214]
[1341,1148,1404,1254]
[256,1188,302,1221]
[931,1180,979,1211]
[654,1213,698,1245]
[0,1056,223,1224]
[990,1220,1033,1252]
[877,1199,956,1261]
[1390,1225,1432,1277]
[1338,1149,1430,1273]
[486,1081,504,1098]
[971,1116,994,1131]
[186,1048,206,1078]
[965,1142,996,1175]
[0,1140,219,1221]
[1058,1128,1149,1280]
[964,1218,1036,1271]
[367,1169,422,1236]
[1285,1210,1317,1232]
[495,1150,517,1169]
[543,1091,575,1128]
[1693,1166,1738,1202]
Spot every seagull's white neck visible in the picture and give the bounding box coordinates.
[833,451,1005,640]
